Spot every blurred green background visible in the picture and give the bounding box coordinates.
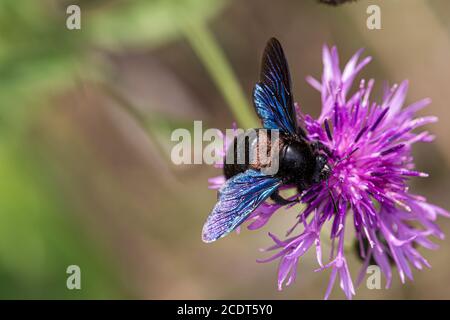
[0,0,449,299]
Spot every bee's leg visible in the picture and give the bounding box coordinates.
[270,191,298,206]
[297,126,308,139]
[311,140,332,157]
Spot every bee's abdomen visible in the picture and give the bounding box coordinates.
[223,134,252,179]
[223,129,277,180]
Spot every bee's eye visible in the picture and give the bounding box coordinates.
[317,154,327,167]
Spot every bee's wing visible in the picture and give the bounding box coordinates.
[253,38,298,135]
[202,169,282,243]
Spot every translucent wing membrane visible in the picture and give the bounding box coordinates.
[202,169,282,243]
[253,38,298,135]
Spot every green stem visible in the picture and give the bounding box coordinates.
[181,18,259,128]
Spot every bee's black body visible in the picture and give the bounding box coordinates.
[224,129,329,203]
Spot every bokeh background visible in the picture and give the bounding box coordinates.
[1,0,449,299]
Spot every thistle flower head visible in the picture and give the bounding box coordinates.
[209,45,449,299]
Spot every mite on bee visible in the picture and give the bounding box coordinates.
[202,38,333,243]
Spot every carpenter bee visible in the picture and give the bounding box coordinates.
[202,38,331,243]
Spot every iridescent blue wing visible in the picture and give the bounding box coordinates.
[202,169,282,243]
[253,38,298,135]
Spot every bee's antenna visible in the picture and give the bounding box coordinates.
[334,147,359,167]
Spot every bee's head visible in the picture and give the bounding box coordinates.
[312,154,331,184]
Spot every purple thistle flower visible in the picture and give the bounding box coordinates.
[208,45,449,299]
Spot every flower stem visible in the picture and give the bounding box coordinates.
[181,18,259,128]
